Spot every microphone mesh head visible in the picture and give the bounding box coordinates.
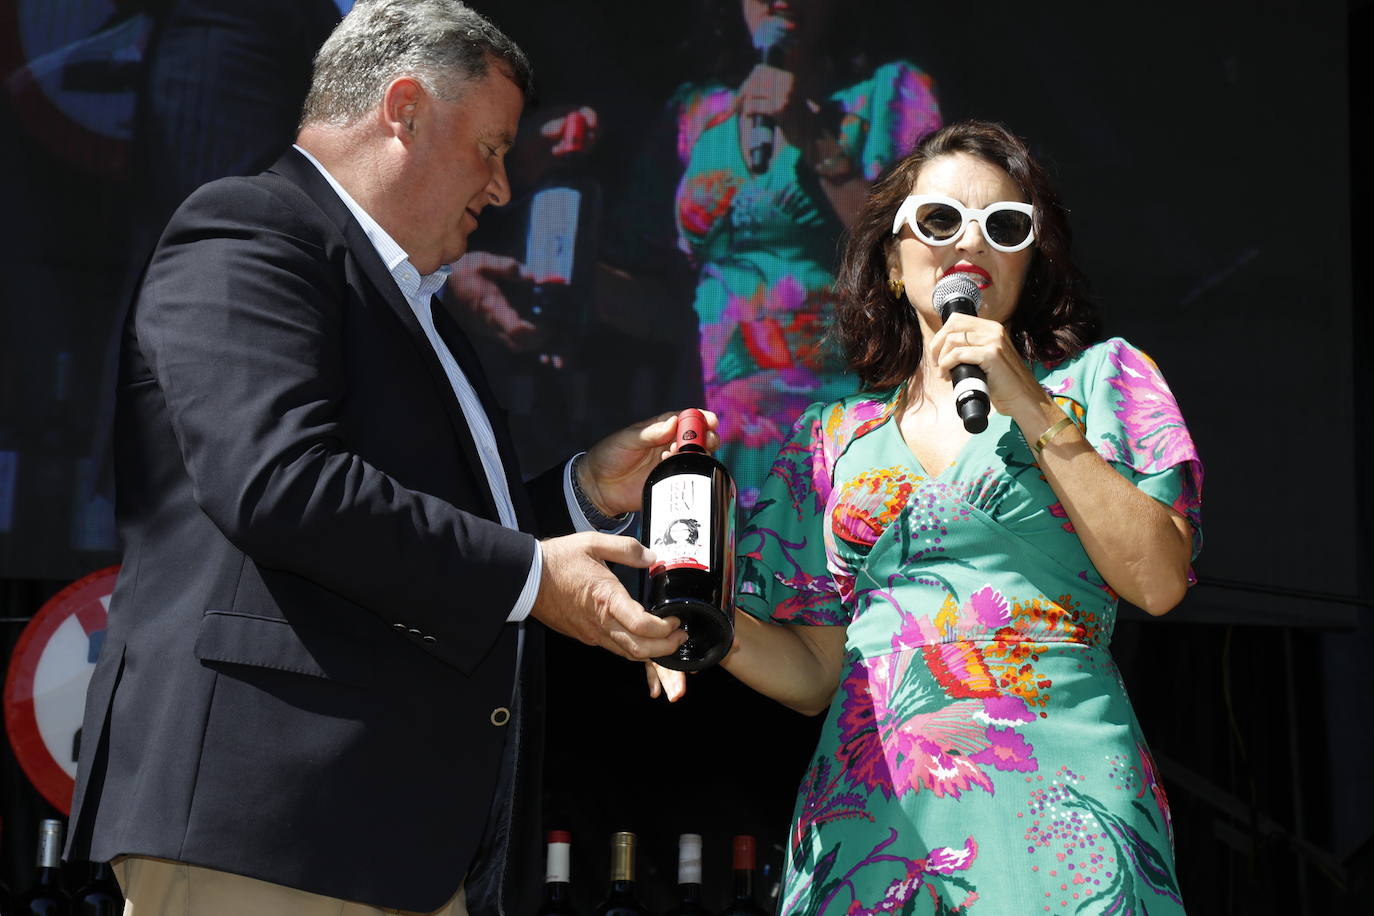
[932,273,982,320]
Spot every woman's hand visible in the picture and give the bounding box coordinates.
[926,312,1045,419]
[645,660,690,702]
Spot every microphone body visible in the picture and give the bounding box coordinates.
[745,23,789,174]
[932,274,991,434]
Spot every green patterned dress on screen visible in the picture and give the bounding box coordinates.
[671,60,941,509]
[737,339,1201,915]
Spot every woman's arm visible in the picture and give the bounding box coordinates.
[648,615,848,716]
[1010,396,1194,614]
[933,318,1194,615]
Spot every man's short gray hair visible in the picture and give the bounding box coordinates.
[300,0,533,129]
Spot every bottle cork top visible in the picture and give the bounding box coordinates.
[676,408,707,451]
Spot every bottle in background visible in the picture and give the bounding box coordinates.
[641,408,737,671]
[592,831,649,916]
[536,830,580,916]
[72,861,122,916]
[719,836,766,916]
[665,833,712,916]
[522,108,602,352]
[17,818,72,915]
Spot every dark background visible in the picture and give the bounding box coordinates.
[1,0,1369,911]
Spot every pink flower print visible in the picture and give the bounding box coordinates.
[925,836,978,875]
[902,733,993,798]
[976,694,1034,726]
[830,468,916,551]
[807,418,833,512]
[706,373,816,451]
[969,585,1010,629]
[842,659,993,799]
[823,397,894,459]
[969,726,1038,772]
[1106,342,1200,475]
[1137,741,1174,841]
[834,834,978,916]
[676,87,733,164]
[888,68,942,174]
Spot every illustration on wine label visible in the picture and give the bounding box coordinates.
[647,476,711,574]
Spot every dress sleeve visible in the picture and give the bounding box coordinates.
[1080,338,1205,564]
[835,60,942,183]
[735,403,849,626]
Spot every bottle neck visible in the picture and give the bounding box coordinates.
[609,842,635,883]
[733,868,755,900]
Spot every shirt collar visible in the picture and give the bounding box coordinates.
[292,144,451,302]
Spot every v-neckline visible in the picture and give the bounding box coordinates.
[888,401,1000,480]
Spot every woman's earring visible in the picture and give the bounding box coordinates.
[888,277,905,299]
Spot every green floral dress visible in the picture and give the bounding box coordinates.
[671,60,941,509]
[737,339,1202,915]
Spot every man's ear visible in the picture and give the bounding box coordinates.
[380,76,425,139]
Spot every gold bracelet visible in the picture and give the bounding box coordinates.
[1032,416,1077,457]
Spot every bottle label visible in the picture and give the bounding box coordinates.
[649,474,711,574]
[546,841,571,883]
[526,186,581,284]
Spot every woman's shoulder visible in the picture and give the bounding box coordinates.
[1040,336,1149,379]
[834,58,935,98]
[1039,337,1182,412]
[799,388,900,449]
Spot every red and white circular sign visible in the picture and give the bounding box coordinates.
[4,565,118,813]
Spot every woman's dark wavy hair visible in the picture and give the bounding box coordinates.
[834,120,1101,391]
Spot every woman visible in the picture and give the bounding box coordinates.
[667,0,942,507]
[652,121,1200,914]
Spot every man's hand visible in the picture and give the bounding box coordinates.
[579,410,720,517]
[532,532,686,661]
[446,252,539,351]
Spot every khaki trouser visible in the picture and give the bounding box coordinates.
[113,855,468,916]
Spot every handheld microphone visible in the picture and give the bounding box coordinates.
[745,20,789,174]
[932,274,990,433]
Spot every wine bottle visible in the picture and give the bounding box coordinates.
[17,819,72,915]
[718,836,766,916]
[72,861,122,916]
[592,832,649,916]
[523,109,602,349]
[665,834,712,916]
[641,408,737,671]
[536,830,580,916]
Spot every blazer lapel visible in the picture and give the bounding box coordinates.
[265,149,504,523]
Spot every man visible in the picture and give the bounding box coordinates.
[65,2,694,913]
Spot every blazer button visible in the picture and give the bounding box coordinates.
[490,707,511,727]
[422,635,437,644]
[407,628,423,638]
[393,623,407,631]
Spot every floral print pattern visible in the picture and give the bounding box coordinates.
[671,61,940,508]
[737,338,1201,914]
